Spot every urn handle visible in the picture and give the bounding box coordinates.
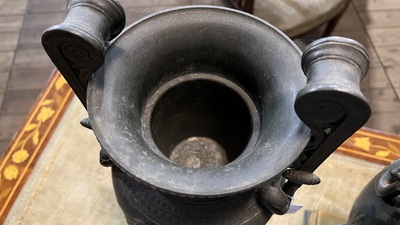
[42,0,126,107]
[376,167,400,199]
[284,37,371,196]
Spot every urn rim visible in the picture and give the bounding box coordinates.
[87,5,311,197]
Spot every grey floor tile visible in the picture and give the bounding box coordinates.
[18,29,42,49]
[0,139,10,156]
[334,4,364,32]
[0,51,14,72]
[361,66,391,90]
[330,29,381,68]
[331,29,370,47]
[0,93,3,109]
[0,33,19,51]
[27,0,67,14]
[118,0,188,9]
[375,45,400,67]
[395,86,400,100]
[359,10,400,28]
[367,47,382,69]
[1,89,41,114]
[387,66,400,87]
[362,87,400,113]
[0,0,28,15]
[191,0,217,4]
[124,7,170,25]
[365,111,400,135]
[0,15,24,32]
[0,113,26,141]
[13,48,54,70]
[7,68,53,91]
[367,27,400,46]
[122,0,227,24]
[22,12,65,32]
[0,71,9,93]
[352,0,400,12]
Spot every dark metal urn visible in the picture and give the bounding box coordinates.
[348,159,400,225]
[42,1,372,224]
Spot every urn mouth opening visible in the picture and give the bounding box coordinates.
[142,73,260,169]
[88,6,311,196]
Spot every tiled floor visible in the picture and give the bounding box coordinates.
[0,0,399,156]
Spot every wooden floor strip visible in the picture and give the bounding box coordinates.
[0,70,74,224]
[337,127,400,164]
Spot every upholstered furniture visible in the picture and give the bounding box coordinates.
[227,0,351,38]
